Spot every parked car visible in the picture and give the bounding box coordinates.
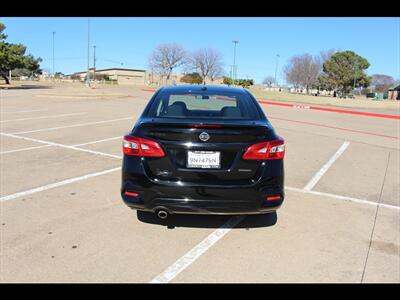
[121,85,285,219]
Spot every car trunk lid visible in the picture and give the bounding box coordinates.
[134,119,276,185]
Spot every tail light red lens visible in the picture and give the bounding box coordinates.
[122,135,165,157]
[266,196,281,201]
[124,191,139,197]
[242,137,285,160]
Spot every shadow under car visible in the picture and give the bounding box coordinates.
[136,210,277,229]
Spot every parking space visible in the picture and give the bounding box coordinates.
[273,128,347,188]
[0,146,120,195]
[13,119,134,145]
[314,143,395,203]
[0,84,399,283]
[0,135,44,153]
[1,171,222,282]
[169,190,378,283]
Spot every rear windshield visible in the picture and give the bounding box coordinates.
[146,90,263,120]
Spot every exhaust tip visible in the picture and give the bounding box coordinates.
[157,210,168,220]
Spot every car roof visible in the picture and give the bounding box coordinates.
[159,85,249,94]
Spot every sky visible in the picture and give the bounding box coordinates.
[1,17,399,84]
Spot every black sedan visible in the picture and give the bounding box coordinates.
[121,85,285,219]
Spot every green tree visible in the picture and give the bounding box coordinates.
[222,77,253,88]
[11,68,31,77]
[0,23,6,40]
[318,50,371,95]
[0,22,42,84]
[223,76,233,86]
[180,72,203,84]
[236,79,254,88]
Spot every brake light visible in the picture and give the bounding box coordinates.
[124,191,139,197]
[266,196,281,201]
[242,137,285,160]
[122,135,165,157]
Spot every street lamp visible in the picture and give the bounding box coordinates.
[86,18,90,86]
[232,40,239,85]
[274,54,280,87]
[52,31,55,80]
[93,45,96,81]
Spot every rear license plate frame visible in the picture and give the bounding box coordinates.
[187,150,221,169]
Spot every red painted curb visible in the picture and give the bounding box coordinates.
[270,117,399,140]
[258,100,400,120]
[142,89,156,92]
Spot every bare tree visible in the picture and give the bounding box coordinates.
[208,64,225,83]
[148,43,187,82]
[284,57,302,89]
[371,74,395,92]
[284,53,322,94]
[185,48,224,84]
[319,49,337,64]
[262,76,276,87]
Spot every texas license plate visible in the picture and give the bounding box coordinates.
[187,151,220,169]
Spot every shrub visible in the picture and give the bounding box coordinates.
[180,72,203,84]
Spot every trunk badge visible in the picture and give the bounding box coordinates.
[199,132,210,142]
[156,169,172,177]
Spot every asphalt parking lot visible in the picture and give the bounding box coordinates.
[1,84,399,283]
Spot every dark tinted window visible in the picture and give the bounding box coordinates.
[146,90,262,120]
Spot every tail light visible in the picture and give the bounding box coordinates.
[124,191,139,197]
[242,137,285,160]
[122,135,165,157]
[266,196,281,201]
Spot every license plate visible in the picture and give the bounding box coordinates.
[187,151,220,169]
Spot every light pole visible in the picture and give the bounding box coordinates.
[52,31,55,80]
[93,45,96,81]
[274,54,280,87]
[86,18,90,86]
[232,40,239,86]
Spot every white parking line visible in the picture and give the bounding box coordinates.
[0,132,122,159]
[150,215,245,283]
[0,144,51,154]
[0,136,122,155]
[0,167,121,202]
[11,116,133,135]
[0,112,87,123]
[303,141,350,191]
[0,109,49,114]
[73,136,122,147]
[285,187,399,210]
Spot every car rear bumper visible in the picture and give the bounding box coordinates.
[123,198,281,215]
[121,176,284,215]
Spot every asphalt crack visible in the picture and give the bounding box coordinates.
[360,151,391,283]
